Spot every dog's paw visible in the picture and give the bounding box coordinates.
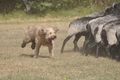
[31,44,35,49]
[21,43,26,48]
[31,41,36,49]
[49,56,54,59]
[33,55,38,58]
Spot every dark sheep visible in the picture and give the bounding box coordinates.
[112,2,120,14]
[60,12,104,53]
[116,26,120,59]
[116,26,120,43]
[101,19,120,58]
[83,2,120,57]
[83,14,120,57]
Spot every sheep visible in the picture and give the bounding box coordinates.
[83,15,120,56]
[60,12,104,53]
[115,26,120,59]
[83,2,120,57]
[84,15,119,52]
[100,19,120,58]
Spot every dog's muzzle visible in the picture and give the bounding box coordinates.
[50,36,57,44]
[51,35,57,40]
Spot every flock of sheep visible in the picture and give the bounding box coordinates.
[61,2,120,60]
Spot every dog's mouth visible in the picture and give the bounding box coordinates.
[50,36,57,44]
[51,40,54,44]
[48,39,54,45]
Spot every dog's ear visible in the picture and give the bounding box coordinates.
[53,27,59,33]
[41,28,46,34]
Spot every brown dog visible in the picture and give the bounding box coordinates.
[21,25,59,58]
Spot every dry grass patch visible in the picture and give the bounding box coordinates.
[0,18,120,80]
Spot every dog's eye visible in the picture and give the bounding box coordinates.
[50,32,52,34]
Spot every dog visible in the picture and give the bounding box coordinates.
[21,25,59,58]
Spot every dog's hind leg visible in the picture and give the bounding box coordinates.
[34,43,41,58]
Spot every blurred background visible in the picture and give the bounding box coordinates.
[0,0,120,19]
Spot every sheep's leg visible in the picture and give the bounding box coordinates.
[82,39,91,55]
[110,45,119,59]
[73,33,81,51]
[95,42,104,58]
[82,34,93,54]
[82,35,88,53]
[85,42,96,56]
[96,46,100,58]
[105,45,111,57]
[118,50,120,61]
[61,36,72,53]
[82,40,89,54]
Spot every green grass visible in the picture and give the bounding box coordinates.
[0,11,36,20]
[0,18,120,80]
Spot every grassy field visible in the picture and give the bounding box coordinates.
[0,17,120,80]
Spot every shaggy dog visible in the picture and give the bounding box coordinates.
[21,25,59,58]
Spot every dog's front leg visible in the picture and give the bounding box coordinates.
[48,44,54,58]
[34,43,41,58]
[21,36,31,48]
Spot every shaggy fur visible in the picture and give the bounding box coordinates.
[21,25,59,58]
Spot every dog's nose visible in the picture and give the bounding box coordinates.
[52,36,57,39]
[54,36,57,39]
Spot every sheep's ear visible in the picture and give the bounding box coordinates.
[53,27,59,33]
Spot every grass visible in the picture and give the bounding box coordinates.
[0,17,120,80]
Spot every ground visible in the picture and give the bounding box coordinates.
[0,17,120,80]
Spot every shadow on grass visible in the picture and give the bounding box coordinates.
[61,47,110,58]
[20,54,50,58]
[20,54,34,58]
[82,47,120,61]
[62,47,84,53]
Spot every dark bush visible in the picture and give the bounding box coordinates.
[0,0,119,14]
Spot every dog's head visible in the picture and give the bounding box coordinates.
[40,27,59,44]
